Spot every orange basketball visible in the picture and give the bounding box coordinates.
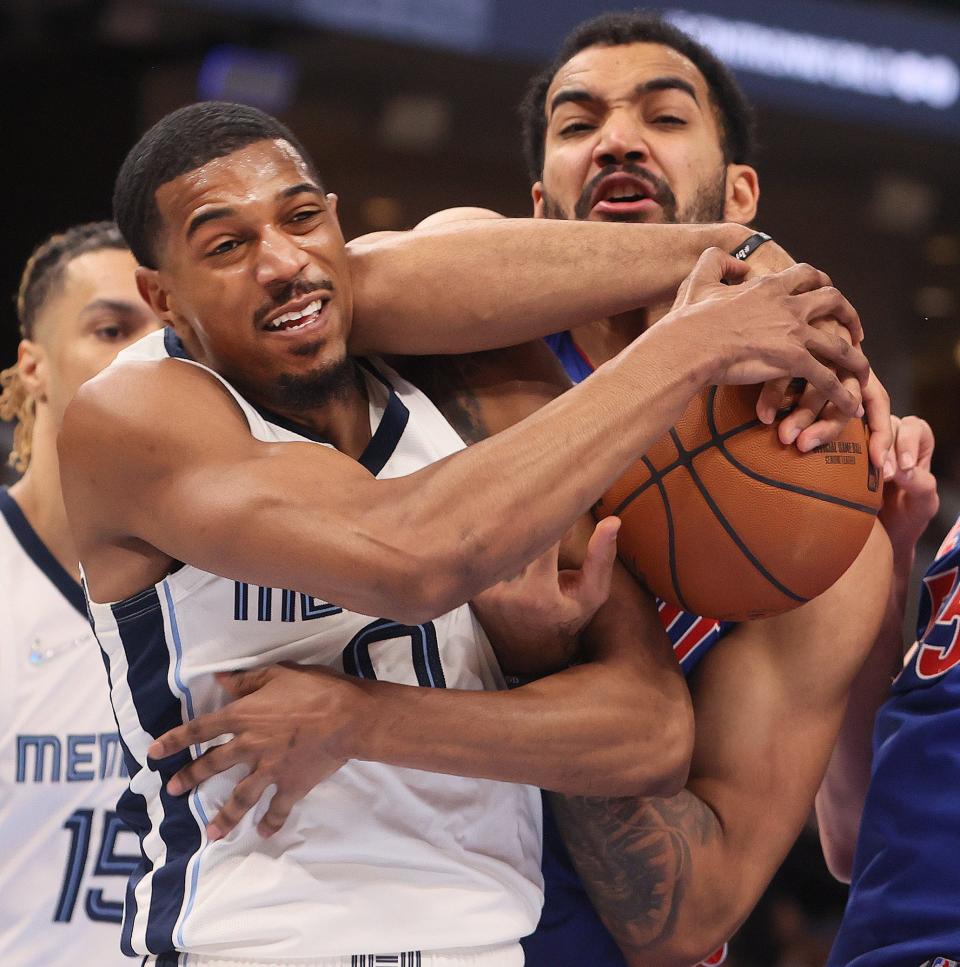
[596,384,882,622]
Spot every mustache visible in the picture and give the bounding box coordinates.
[253,278,334,328]
[574,164,677,220]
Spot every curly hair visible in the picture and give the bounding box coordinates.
[1,221,127,472]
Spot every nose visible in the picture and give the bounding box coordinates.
[592,110,649,168]
[254,225,310,290]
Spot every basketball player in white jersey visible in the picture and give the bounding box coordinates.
[146,22,914,964]
[59,102,876,966]
[0,222,159,964]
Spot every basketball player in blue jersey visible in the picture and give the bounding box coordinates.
[335,13,886,964]
[819,416,952,967]
[324,12,914,965]
[56,101,882,966]
[0,222,160,964]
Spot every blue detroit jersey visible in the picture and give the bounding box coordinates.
[522,331,734,966]
[830,516,960,967]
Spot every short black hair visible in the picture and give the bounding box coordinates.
[519,11,756,182]
[113,101,320,269]
[16,221,128,338]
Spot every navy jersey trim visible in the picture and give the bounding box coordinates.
[0,487,86,616]
[356,359,410,476]
[112,584,204,955]
[163,328,408,476]
[163,326,189,360]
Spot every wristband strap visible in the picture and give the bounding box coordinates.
[730,231,772,261]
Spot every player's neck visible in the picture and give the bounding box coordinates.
[8,418,81,583]
[569,308,651,369]
[263,365,373,462]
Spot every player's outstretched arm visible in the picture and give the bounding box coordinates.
[348,213,797,355]
[815,415,939,881]
[62,251,870,621]
[549,520,893,967]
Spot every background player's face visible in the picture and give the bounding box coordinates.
[533,42,752,226]
[19,248,159,427]
[140,139,353,409]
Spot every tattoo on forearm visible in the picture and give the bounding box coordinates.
[548,790,720,955]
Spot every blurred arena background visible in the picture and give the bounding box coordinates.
[2,0,958,962]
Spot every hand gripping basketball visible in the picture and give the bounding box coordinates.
[669,248,869,418]
[601,250,882,621]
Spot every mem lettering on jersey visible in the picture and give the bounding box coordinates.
[232,582,342,622]
[15,731,126,783]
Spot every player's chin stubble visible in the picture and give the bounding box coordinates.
[275,353,361,410]
[540,165,727,225]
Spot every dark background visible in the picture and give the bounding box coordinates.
[2,1,959,962]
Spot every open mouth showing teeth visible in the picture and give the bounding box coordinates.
[265,298,326,332]
[606,193,646,203]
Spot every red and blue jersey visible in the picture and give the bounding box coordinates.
[522,331,733,966]
[830,516,960,967]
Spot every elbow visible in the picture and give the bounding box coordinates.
[633,704,694,797]
[606,688,695,798]
[819,829,855,884]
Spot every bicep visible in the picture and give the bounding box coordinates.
[65,363,428,618]
[679,520,893,906]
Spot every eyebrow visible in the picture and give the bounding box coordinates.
[185,183,324,241]
[186,207,235,241]
[549,75,700,118]
[280,182,324,201]
[641,76,699,103]
[79,298,144,317]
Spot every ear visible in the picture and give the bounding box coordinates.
[531,181,546,219]
[135,266,176,325]
[17,339,47,403]
[723,164,760,224]
[324,192,347,244]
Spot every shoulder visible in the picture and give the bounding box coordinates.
[62,356,247,456]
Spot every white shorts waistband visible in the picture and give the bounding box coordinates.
[143,941,524,967]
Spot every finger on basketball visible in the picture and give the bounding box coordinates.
[795,358,859,417]
[573,517,620,608]
[756,376,791,425]
[778,382,828,446]
[789,372,861,451]
[803,330,870,385]
[862,373,893,472]
[166,741,242,795]
[207,774,269,841]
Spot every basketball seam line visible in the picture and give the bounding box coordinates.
[702,387,879,515]
[670,427,809,605]
[608,415,763,517]
[643,453,692,613]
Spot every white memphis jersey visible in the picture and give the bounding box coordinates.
[85,328,543,963]
[0,489,134,965]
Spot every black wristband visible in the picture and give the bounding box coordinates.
[730,231,772,261]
